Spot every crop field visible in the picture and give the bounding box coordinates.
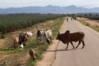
[0,14,64,34]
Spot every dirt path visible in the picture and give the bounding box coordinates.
[52,18,99,66]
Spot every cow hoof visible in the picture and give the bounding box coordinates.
[76,47,78,48]
[81,47,84,49]
[73,47,76,49]
[65,48,68,50]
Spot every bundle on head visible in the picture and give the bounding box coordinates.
[29,48,36,60]
[56,30,85,49]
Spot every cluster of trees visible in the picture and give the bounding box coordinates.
[66,13,99,20]
[0,14,64,34]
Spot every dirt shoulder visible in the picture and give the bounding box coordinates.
[36,40,58,66]
[36,18,66,66]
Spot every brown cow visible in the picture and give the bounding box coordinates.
[56,30,85,49]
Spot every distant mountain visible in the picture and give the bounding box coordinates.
[0,5,99,14]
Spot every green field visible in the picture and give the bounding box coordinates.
[0,14,64,34]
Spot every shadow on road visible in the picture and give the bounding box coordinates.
[46,48,76,52]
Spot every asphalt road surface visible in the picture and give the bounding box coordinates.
[52,17,99,66]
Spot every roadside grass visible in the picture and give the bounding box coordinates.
[80,21,99,32]
[27,17,64,66]
[52,17,65,38]
[90,25,99,32]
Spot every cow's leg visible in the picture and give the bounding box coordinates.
[76,40,81,48]
[70,42,75,49]
[65,42,69,50]
[23,42,26,46]
[81,40,85,49]
[46,39,50,44]
[50,36,52,43]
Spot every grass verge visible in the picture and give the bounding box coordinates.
[80,20,99,32]
[27,17,65,66]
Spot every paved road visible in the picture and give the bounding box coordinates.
[52,17,99,66]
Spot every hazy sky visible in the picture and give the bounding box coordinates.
[0,0,99,8]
